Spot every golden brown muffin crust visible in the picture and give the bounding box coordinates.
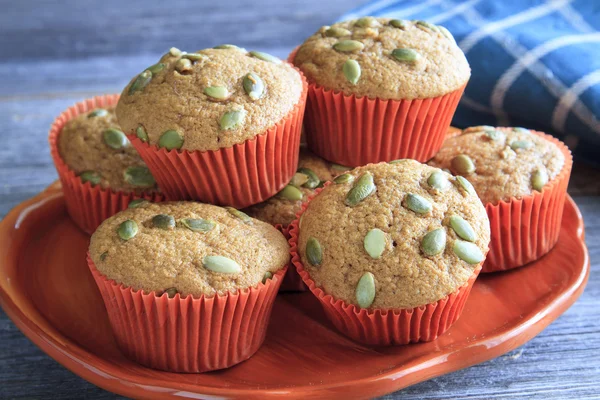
[116,47,303,151]
[58,107,158,194]
[89,202,290,297]
[244,147,340,226]
[429,127,565,205]
[293,18,470,99]
[297,161,490,309]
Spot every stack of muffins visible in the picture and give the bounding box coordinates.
[49,17,572,372]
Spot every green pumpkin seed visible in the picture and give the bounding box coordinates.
[226,207,252,223]
[214,44,245,51]
[203,255,241,274]
[183,53,205,62]
[405,193,432,214]
[88,108,108,118]
[175,58,193,73]
[128,70,152,95]
[158,130,184,150]
[290,172,309,187]
[219,109,246,130]
[451,154,475,175]
[416,20,438,31]
[464,125,494,133]
[204,86,229,100]
[356,272,375,309]
[297,167,319,189]
[331,163,351,171]
[136,125,149,142]
[249,51,281,63]
[181,218,216,232]
[334,173,354,184]
[152,214,175,230]
[262,271,273,284]
[164,287,178,298]
[485,130,504,140]
[278,184,303,201]
[364,228,386,259]
[390,19,408,29]
[117,219,138,240]
[455,176,476,195]
[80,171,101,185]
[355,17,378,28]
[124,166,155,188]
[513,127,530,134]
[169,47,182,57]
[100,251,108,261]
[103,128,128,149]
[391,48,420,63]
[333,40,365,52]
[453,240,484,264]
[345,172,376,206]
[438,26,455,42]
[325,27,352,37]
[243,72,265,100]
[421,228,447,256]
[343,59,361,85]
[128,199,149,208]
[146,63,166,74]
[510,140,534,150]
[531,169,548,191]
[427,170,450,191]
[306,236,322,266]
[449,215,476,242]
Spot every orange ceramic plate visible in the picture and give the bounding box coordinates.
[0,183,589,399]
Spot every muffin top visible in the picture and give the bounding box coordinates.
[293,17,470,99]
[244,146,342,226]
[297,160,490,310]
[116,47,304,152]
[429,127,566,205]
[58,107,158,194]
[89,201,290,297]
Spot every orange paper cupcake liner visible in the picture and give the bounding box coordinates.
[128,69,308,209]
[49,95,164,235]
[288,190,482,346]
[88,253,287,372]
[483,132,573,273]
[288,48,466,167]
[274,223,308,292]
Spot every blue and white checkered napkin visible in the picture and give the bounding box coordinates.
[340,0,600,163]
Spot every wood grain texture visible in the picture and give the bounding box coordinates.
[0,0,599,398]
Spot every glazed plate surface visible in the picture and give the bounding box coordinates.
[0,183,589,399]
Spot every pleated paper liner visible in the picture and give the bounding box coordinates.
[288,190,483,346]
[483,131,573,273]
[88,254,287,373]
[274,223,308,292]
[288,47,466,167]
[49,95,164,235]
[128,70,308,209]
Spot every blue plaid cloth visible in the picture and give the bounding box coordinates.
[340,0,600,164]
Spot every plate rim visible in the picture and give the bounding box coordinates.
[0,185,590,399]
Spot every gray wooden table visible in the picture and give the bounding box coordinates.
[1,1,599,398]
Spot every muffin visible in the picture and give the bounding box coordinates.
[289,160,490,345]
[429,126,572,272]
[292,17,469,166]
[244,146,339,228]
[49,95,163,234]
[116,46,308,208]
[88,201,289,372]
